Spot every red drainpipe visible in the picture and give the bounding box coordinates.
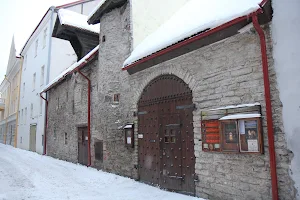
[252,14,279,200]
[76,69,92,167]
[40,93,48,155]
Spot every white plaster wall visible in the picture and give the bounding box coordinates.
[272,0,300,199]
[49,38,77,82]
[131,0,190,48]
[66,4,82,14]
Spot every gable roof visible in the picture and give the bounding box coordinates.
[87,0,126,24]
[123,0,264,69]
[41,45,99,93]
[56,0,95,9]
[20,0,97,55]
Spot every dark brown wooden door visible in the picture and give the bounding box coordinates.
[78,127,88,165]
[138,75,195,195]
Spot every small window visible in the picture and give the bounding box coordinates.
[42,135,44,146]
[43,28,47,48]
[35,39,38,57]
[23,83,25,97]
[40,65,45,86]
[24,108,27,124]
[20,136,23,144]
[53,126,57,140]
[21,109,24,124]
[40,99,43,115]
[32,73,36,91]
[113,94,120,102]
[30,103,33,118]
[64,132,68,145]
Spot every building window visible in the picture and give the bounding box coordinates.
[43,28,47,48]
[113,94,120,102]
[21,109,23,124]
[40,65,45,86]
[23,83,25,98]
[54,126,57,140]
[40,99,43,115]
[30,103,33,118]
[24,108,27,124]
[64,132,68,145]
[24,55,27,71]
[32,73,36,91]
[42,135,44,146]
[20,136,22,144]
[35,40,38,57]
[95,141,103,161]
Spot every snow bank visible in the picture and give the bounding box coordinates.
[58,9,100,33]
[272,0,300,198]
[41,45,99,93]
[0,144,203,200]
[123,0,262,68]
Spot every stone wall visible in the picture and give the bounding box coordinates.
[126,26,296,199]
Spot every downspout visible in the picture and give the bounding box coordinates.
[252,14,279,200]
[14,57,23,147]
[40,93,48,155]
[76,69,91,167]
[42,6,55,155]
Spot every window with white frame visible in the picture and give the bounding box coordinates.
[30,103,33,118]
[40,99,43,115]
[40,65,45,86]
[23,83,25,97]
[32,73,36,91]
[43,28,47,48]
[35,39,38,57]
[25,108,27,124]
[21,109,23,124]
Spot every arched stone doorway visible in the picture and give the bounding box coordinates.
[137,74,195,195]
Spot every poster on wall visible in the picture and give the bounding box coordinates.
[239,120,259,152]
[201,120,221,152]
[221,121,239,152]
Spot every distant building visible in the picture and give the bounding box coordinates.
[0,37,21,147]
[18,0,100,154]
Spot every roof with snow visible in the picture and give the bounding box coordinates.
[41,45,99,93]
[58,9,100,34]
[123,0,271,74]
[123,0,261,68]
[87,0,127,24]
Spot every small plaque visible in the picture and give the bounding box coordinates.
[127,137,131,144]
[138,134,143,139]
[247,139,258,152]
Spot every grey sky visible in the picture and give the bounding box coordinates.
[0,0,77,82]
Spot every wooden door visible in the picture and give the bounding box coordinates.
[29,125,37,152]
[138,75,195,195]
[78,127,88,165]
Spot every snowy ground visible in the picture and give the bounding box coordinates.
[0,144,203,200]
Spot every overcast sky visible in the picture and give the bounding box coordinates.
[0,0,79,82]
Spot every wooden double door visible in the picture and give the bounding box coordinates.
[138,75,195,195]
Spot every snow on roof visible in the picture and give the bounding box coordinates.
[41,45,99,93]
[219,113,261,120]
[87,0,106,21]
[210,103,261,111]
[123,0,262,68]
[58,9,100,33]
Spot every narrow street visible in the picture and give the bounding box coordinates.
[0,144,202,200]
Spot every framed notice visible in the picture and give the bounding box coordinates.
[220,120,239,152]
[239,119,262,153]
[201,120,221,152]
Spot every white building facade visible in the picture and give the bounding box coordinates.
[18,0,100,154]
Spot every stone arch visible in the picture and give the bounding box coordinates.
[132,67,197,109]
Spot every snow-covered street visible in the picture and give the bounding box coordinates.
[0,144,202,200]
